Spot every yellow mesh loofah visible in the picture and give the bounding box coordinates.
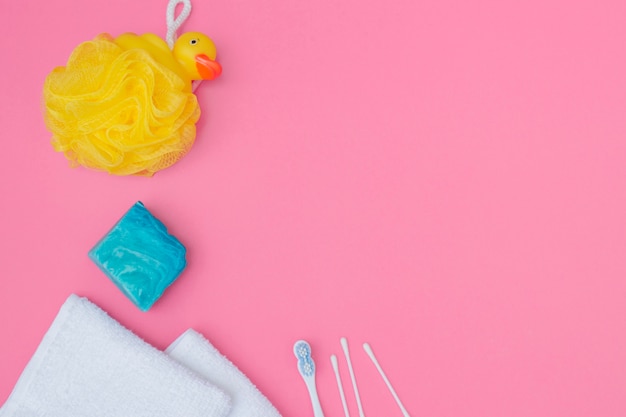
[43,34,200,176]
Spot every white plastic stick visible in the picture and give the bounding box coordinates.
[341,337,365,417]
[330,354,351,417]
[363,343,410,417]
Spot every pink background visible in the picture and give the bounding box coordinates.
[1,0,625,415]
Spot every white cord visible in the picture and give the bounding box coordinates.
[166,0,192,48]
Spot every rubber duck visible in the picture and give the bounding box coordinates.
[114,31,222,89]
[43,31,222,176]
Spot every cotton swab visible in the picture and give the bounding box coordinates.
[341,337,365,417]
[363,342,410,417]
[330,354,351,417]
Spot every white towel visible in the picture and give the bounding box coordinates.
[0,294,231,417]
[167,329,283,417]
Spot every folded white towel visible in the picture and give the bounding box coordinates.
[0,294,231,417]
[167,329,283,417]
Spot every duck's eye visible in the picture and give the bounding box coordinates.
[190,39,198,45]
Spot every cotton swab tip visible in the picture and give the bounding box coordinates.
[340,337,348,350]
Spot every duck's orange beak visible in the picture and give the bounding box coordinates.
[195,54,222,80]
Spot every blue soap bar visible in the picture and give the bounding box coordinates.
[88,202,187,311]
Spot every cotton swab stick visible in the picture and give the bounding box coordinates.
[341,337,365,417]
[330,354,351,417]
[363,342,411,417]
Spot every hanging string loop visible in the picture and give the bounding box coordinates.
[166,0,192,48]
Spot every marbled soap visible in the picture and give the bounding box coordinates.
[88,202,187,311]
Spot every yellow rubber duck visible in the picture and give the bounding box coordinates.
[114,31,222,90]
[43,31,222,176]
